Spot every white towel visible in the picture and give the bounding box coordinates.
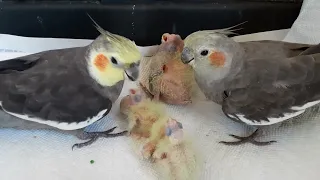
[284,0,320,44]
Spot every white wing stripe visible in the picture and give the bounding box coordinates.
[228,99,320,126]
[0,101,108,130]
[291,100,320,111]
[230,110,305,126]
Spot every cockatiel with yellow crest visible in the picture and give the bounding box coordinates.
[0,17,141,150]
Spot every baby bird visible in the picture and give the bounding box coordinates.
[119,88,200,180]
[138,33,195,105]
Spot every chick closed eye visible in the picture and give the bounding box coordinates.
[162,64,168,73]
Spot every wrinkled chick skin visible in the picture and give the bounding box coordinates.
[158,57,194,105]
[139,52,194,105]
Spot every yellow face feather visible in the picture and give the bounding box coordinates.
[88,46,141,87]
[87,15,141,87]
[91,16,141,64]
[106,34,141,65]
[91,36,141,87]
[88,50,125,87]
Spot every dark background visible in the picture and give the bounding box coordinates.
[0,0,303,46]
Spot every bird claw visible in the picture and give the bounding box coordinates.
[219,129,277,146]
[72,126,128,150]
[228,134,245,140]
[72,136,100,150]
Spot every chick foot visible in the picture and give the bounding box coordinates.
[219,129,276,146]
[142,141,157,159]
[72,127,127,150]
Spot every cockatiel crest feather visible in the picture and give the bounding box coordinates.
[184,21,247,47]
[88,14,140,64]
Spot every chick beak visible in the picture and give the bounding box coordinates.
[181,47,195,64]
[125,62,139,81]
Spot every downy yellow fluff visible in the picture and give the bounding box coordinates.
[120,89,202,180]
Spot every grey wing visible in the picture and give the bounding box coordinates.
[299,43,320,55]
[0,53,43,73]
[241,40,315,59]
[222,54,320,126]
[0,48,113,130]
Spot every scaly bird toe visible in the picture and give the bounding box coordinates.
[72,127,128,150]
[219,129,277,146]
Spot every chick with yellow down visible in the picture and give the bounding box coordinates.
[120,88,201,180]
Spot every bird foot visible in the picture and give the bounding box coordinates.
[72,127,127,150]
[219,129,277,146]
[142,141,157,159]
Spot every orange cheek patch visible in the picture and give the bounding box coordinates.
[94,54,109,71]
[209,51,226,67]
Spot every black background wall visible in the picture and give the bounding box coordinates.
[0,0,303,46]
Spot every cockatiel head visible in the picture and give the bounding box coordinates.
[180,27,245,84]
[86,16,141,87]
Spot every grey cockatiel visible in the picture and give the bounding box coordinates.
[212,40,316,105]
[0,19,141,150]
[180,26,320,145]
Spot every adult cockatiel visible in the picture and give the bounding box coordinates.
[180,26,320,146]
[0,19,141,150]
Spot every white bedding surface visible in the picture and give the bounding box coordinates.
[284,0,320,44]
[1,2,320,178]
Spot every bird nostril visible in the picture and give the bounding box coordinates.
[162,35,168,41]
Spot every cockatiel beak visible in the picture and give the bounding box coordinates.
[181,47,195,64]
[124,62,140,81]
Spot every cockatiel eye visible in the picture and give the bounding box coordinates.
[111,57,118,64]
[200,50,209,56]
